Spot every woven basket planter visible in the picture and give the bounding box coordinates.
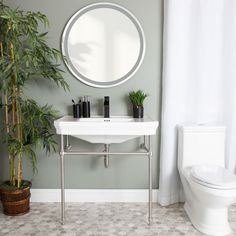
[0,181,31,216]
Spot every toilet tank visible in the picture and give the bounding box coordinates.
[178,125,226,169]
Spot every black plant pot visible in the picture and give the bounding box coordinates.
[133,105,144,118]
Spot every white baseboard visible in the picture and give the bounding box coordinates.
[31,189,158,203]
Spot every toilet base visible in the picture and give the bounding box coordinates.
[184,202,232,236]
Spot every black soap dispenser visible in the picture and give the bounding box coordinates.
[87,96,91,117]
[79,97,82,116]
[82,96,90,118]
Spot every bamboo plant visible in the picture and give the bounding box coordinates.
[0,3,69,189]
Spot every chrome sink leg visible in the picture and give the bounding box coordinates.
[148,135,153,225]
[60,135,65,224]
[104,144,109,168]
[65,135,71,150]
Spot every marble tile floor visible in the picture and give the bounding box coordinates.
[0,203,235,236]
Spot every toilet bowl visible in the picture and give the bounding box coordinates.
[178,126,236,235]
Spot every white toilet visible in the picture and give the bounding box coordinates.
[178,125,236,235]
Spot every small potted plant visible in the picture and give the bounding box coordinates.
[0,3,68,215]
[129,90,148,118]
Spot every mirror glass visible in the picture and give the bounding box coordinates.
[62,3,145,88]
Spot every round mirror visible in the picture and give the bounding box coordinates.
[61,3,145,88]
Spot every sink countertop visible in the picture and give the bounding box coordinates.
[54,116,158,135]
[54,116,159,143]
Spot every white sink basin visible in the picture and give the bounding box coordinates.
[54,116,159,144]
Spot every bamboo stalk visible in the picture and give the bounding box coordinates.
[0,44,8,134]
[19,105,23,187]
[13,162,16,186]
[9,29,23,187]
[4,95,9,133]
[10,42,16,129]
[0,42,3,58]
[8,23,18,186]
[16,101,21,140]
[17,154,22,188]
[16,95,22,188]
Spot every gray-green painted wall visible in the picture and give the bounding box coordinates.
[1,0,163,189]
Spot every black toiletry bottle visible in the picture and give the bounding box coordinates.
[79,97,82,116]
[87,96,91,117]
[82,96,90,118]
[73,103,81,118]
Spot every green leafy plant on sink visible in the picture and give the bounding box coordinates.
[0,2,69,215]
[129,90,148,118]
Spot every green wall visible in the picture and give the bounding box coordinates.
[1,0,163,189]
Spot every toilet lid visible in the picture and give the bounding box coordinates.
[190,165,236,189]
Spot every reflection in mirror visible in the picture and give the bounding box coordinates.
[62,3,145,88]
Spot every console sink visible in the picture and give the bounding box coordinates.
[54,116,159,144]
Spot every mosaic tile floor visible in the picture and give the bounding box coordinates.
[0,203,235,236]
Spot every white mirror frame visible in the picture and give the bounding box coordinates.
[61,2,146,88]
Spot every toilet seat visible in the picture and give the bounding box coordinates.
[190,165,236,190]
